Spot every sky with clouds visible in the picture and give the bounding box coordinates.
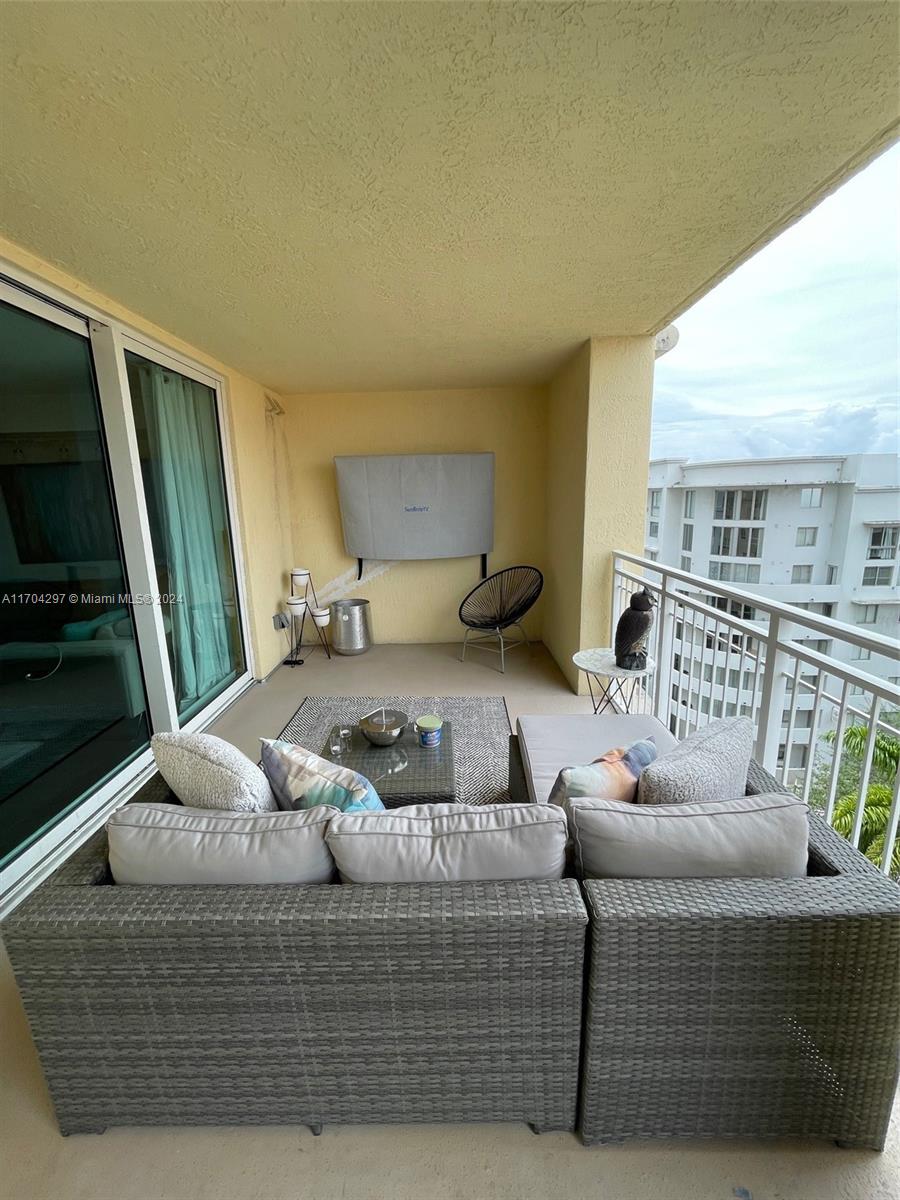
[651,143,899,463]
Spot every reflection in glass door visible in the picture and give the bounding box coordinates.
[0,299,150,865]
[125,352,245,720]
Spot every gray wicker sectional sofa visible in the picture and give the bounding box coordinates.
[4,717,899,1151]
[508,724,900,1152]
[3,799,587,1136]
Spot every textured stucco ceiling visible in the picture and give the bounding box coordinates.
[1,2,897,392]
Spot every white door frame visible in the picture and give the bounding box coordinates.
[0,267,257,910]
[118,332,256,694]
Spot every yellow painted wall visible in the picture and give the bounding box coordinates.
[543,338,655,692]
[0,236,290,678]
[283,388,547,644]
[543,343,591,691]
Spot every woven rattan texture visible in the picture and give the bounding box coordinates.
[280,695,512,806]
[579,815,900,1149]
[5,873,586,1134]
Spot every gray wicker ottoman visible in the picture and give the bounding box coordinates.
[2,825,588,1137]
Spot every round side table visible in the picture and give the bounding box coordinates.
[572,647,656,715]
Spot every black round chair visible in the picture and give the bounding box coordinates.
[458,565,543,673]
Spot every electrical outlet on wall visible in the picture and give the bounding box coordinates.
[272,612,290,630]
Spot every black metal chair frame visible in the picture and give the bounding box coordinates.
[458,565,543,673]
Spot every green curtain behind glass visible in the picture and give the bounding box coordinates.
[128,359,242,714]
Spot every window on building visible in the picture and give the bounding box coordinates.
[859,605,879,624]
[807,639,831,654]
[799,486,823,508]
[796,526,817,547]
[680,555,692,573]
[648,520,659,538]
[708,561,761,583]
[862,566,893,587]
[791,564,813,584]
[682,524,693,552]
[739,489,768,520]
[711,525,763,558]
[710,526,731,556]
[646,549,658,562]
[826,564,839,584]
[867,526,899,560]
[683,489,695,518]
[819,603,834,618]
[777,744,809,769]
[728,668,740,689]
[648,489,661,516]
[714,489,735,520]
[714,488,768,520]
[735,526,763,557]
[725,701,737,717]
[851,646,872,661]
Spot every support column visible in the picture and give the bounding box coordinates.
[543,337,655,693]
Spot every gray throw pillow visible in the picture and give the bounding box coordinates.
[151,732,278,812]
[638,717,754,806]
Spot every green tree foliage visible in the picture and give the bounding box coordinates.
[831,784,900,877]
[808,714,899,878]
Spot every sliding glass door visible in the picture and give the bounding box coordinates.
[125,352,245,720]
[0,299,150,865]
[0,277,252,886]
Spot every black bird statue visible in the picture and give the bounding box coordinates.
[614,587,657,670]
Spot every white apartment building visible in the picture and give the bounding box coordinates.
[644,454,900,772]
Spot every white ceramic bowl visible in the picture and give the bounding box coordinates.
[286,597,307,616]
[311,606,330,627]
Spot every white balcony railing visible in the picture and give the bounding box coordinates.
[611,550,900,876]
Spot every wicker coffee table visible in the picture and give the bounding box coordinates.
[320,722,456,807]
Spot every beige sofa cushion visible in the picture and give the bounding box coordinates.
[325,803,567,884]
[517,714,678,805]
[108,802,337,885]
[569,792,809,879]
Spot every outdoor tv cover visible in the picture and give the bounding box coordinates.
[334,453,494,562]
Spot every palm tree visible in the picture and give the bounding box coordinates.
[824,723,899,775]
[830,784,900,877]
[824,721,899,877]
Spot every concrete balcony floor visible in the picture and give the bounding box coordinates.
[2,643,897,1200]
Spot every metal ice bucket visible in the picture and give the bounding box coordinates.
[330,598,372,655]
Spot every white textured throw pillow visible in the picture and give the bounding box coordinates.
[107,802,337,884]
[638,717,754,806]
[325,803,568,884]
[569,792,809,879]
[151,732,278,812]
